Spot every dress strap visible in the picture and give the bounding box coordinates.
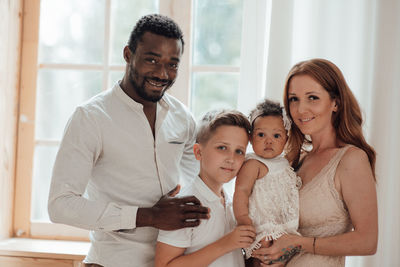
[327,145,353,172]
[325,145,353,211]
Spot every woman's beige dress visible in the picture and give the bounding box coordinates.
[286,146,353,267]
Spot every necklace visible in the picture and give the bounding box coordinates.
[220,190,225,207]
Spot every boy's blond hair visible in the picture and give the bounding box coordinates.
[196,110,251,145]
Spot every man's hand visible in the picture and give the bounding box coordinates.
[136,185,210,230]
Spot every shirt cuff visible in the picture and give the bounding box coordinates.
[120,205,139,229]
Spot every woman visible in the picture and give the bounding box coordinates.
[253,58,378,266]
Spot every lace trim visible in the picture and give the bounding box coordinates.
[249,166,300,228]
[244,230,287,258]
[245,153,300,259]
[244,220,299,258]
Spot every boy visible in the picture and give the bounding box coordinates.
[155,110,256,267]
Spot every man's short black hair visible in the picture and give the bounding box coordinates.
[127,14,184,54]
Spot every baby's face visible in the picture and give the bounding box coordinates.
[251,115,287,159]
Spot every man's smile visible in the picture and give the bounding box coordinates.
[146,78,170,88]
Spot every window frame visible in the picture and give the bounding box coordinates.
[13,0,263,240]
[14,0,41,239]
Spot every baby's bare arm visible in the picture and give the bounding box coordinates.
[233,159,268,225]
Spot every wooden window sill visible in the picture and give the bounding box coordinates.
[0,238,90,260]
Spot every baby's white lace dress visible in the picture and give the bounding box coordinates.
[245,153,301,258]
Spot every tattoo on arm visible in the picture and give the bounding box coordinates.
[268,245,302,265]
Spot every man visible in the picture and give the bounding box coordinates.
[48,14,209,267]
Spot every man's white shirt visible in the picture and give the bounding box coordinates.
[48,82,199,267]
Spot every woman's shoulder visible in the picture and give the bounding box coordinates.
[341,145,369,163]
[337,145,371,175]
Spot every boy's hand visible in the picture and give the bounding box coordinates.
[137,185,210,230]
[221,225,256,250]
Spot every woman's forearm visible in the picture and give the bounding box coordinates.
[311,231,377,256]
[296,230,377,256]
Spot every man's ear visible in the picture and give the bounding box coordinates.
[193,143,202,161]
[123,46,132,63]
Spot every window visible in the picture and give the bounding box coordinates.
[190,0,243,118]
[14,0,256,239]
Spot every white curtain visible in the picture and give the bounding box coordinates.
[367,1,400,266]
[240,0,400,266]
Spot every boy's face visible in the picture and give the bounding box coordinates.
[251,115,287,159]
[194,125,249,187]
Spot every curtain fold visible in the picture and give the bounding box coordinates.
[366,0,400,266]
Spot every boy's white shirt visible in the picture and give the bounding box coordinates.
[158,176,245,267]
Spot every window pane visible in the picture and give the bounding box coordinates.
[35,70,102,140]
[38,0,105,64]
[110,0,158,65]
[109,71,125,88]
[193,0,243,66]
[191,72,239,119]
[31,145,59,222]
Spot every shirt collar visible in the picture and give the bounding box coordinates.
[112,81,170,110]
[194,176,228,203]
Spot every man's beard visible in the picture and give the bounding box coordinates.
[129,68,173,103]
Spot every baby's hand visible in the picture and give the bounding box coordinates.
[236,215,253,226]
[223,225,256,250]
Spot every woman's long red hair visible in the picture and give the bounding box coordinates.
[283,58,376,179]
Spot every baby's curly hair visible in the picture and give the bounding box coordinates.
[196,110,251,145]
[249,99,283,131]
[127,14,184,54]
